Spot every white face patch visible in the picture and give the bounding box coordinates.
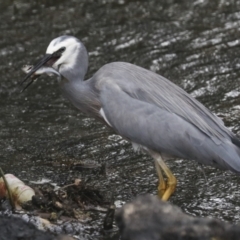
[46,36,81,71]
[46,36,78,54]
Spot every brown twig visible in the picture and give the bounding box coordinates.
[54,179,81,192]
[54,183,76,192]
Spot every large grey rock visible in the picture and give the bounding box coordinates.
[115,195,240,240]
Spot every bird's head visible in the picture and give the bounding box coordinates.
[21,35,88,90]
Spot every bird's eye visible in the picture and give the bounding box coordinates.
[58,47,66,53]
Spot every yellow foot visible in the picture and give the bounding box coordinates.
[153,152,177,201]
[157,179,167,198]
[160,176,177,201]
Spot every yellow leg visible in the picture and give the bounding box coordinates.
[154,159,166,198]
[152,152,177,201]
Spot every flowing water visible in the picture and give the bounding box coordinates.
[1,0,240,239]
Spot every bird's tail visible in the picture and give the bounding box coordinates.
[218,136,240,174]
[231,136,240,149]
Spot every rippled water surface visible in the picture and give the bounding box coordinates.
[1,0,240,239]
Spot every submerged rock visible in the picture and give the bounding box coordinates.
[116,195,240,240]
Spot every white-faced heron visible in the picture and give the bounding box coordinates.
[21,35,240,200]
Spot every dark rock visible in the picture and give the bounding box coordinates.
[115,195,240,240]
[103,203,115,230]
[0,216,73,240]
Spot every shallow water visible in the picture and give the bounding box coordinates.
[1,0,240,238]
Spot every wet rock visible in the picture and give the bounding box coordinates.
[116,195,240,240]
[0,215,74,240]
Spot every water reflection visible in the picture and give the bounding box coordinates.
[1,0,240,239]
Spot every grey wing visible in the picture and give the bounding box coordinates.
[99,84,240,173]
[96,62,233,145]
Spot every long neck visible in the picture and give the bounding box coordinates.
[60,78,101,117]
[58,44,101,117]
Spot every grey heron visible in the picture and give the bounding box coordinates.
[21,35,240,201]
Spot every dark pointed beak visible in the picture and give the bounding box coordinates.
[21,54,53,87]
[21,50,62,91]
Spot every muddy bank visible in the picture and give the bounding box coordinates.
[2,194,240,240]
[0,175,116,238]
